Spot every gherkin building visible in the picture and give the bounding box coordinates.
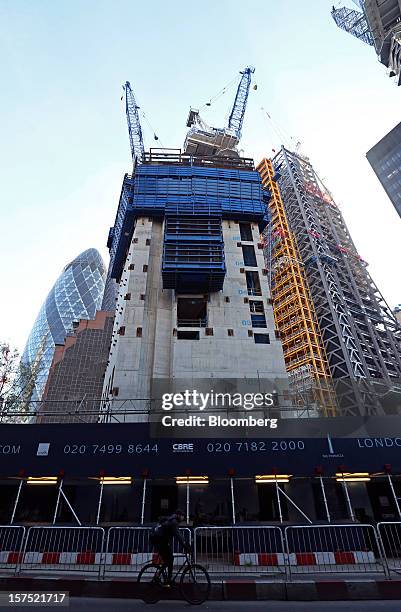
[21,249,106,402]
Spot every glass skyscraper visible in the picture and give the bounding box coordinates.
[21,248,106,402]
[367,122,401,218]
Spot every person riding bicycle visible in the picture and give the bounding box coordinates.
[151,509,190,586]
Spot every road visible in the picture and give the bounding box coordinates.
[3,599,398,611]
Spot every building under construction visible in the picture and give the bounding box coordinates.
[258,148,401,416]
[331,0,401,85]
[101,71,288,420]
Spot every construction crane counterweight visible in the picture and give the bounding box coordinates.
[184,65,255,157]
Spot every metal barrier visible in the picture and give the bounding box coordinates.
[377,522,401,576]
[0,523,394,580]
[194,526,286,574]
[19,526,105,577]
[285,524,386,577]
[0,526,26,574]
[104,527,191,577]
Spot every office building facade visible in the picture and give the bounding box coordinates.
[367,121,401,218]
[21,248,106,402]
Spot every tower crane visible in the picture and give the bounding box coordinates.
[184,66,255,157]
[122,81,145,164]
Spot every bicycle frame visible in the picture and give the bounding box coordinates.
[157,552,192,583]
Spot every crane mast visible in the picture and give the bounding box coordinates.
[331,5,374,46]
[123,81,145,164]
[228,66,255,139]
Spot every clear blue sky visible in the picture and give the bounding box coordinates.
[0,0,400,352]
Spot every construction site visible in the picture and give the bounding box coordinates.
[93,66,401,424]
[1,66,401,594]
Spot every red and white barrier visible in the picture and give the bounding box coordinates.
[23,551,105,565]
[234,552,286,566]
[233,550,375,566]
[0,551,23,564]
[20,551,184,566]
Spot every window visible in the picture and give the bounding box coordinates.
[254,334,270,344]
[250,300,267,328]
[228,329,234,336]
[136,327,142,337]
[177,298,207,327]
[124,293,131,300]
[245,271,262,296]
[143,265,148,272]
[177,330,200,340]
[248,330,253,337]
[146,238,151,246]
[205,328,214,336]
[118,326,125,336]
[239,222,253,241]
[249,301,264,313]
[251,316,267,328]
[128,264,135,270]
[242,245,257,267]
[224,296,230,303]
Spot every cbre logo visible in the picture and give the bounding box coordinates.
[172,443,194,453]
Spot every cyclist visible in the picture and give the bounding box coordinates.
[151,509,190,586]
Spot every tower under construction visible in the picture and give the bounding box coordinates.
[259,148,401,416]
[101,71,288,419]
[257,159,334,416]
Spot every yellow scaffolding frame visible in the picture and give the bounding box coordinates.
[257,158,335,416]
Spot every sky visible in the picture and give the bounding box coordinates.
[0,0,400,353]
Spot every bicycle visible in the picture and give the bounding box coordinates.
[137,549,211,605]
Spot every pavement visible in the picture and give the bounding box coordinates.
[1,599,401,611]
[1,573,401,602]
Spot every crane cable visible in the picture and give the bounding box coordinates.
[260,107,299,151]
[141,111,165,148]
[120,87,164,149]
[199,73,239,112]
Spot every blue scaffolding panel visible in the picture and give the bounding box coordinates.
[108,162,269,290]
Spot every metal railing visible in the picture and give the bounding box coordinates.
[19,526,105,577]
[177,318,208,328]
[285,524,386,577]
[0,525,25,573]
[0,523,399,580]
[103,526,191,577]
[194,526,286,575]
[377,522,401,576]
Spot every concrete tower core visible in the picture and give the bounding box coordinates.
[102,151,288,420]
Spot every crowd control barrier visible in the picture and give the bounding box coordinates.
[0,526,26,573]
[284,524,386,577]
[0,523,398,580]
[19,526,105,577]
[377,522,401,576]
[194,526,286,575]
[103,526,191,577]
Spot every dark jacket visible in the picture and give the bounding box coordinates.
[154,514,186,547]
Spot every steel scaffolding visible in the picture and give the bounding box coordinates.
[257,159,335,416]
[269,147,401,416]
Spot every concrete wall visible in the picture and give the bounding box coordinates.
[102,217,288,419]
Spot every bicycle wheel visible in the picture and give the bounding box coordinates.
[180,563,211,605]
[137,562,166,604]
